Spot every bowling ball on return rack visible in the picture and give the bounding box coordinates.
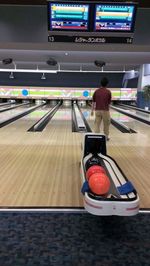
[86,165,106,181]
[85,155,102,171]
[89,172,110,195]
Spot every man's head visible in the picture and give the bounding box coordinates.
[101,77,109,87]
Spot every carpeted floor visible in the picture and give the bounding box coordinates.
[0,212,150,266]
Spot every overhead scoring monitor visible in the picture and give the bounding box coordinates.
[94,3,137,32]
[47,1,138,43]
[48,2,90,31]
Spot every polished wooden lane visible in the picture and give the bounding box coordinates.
[0,106,150,209]
[108,137,150,209]
[0,104,51,132]
[0,107,83,207]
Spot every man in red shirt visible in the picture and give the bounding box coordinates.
[91,77,112,140]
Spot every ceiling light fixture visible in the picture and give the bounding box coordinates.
[9,72,14,79]
[41,73,46,80]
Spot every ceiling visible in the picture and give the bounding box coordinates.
[0,43,150,73]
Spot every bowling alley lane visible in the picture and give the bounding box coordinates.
[0,103,33,125]
[110,108,150,135]
[43,105,72,134]
[115,104,150,122]
[80,103,124,139]
[0,103,16,110]
[80,103,150,138]
[1,104,53,132]
[0,102,13,107]
[0,102,83,207]
[0,100,150,209]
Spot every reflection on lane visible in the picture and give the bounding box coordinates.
[2,105,53,131]
[50,107,72,121]
[111,109,132,123]
[82,110,91,119]
[44,106,72,131]
[110,108,150,133]
[81,105,150,135]
[117,105,150,122]
[80,107,94,132]
[21,106,50,120]
[81,106,132,126]
[0,104,32,123]
[0,103,15,110]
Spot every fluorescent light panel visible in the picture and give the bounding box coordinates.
[0,68,137,74]
[0,68,57,73]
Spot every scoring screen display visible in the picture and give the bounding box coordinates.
[95,4,136,32]
[49,3,90,31]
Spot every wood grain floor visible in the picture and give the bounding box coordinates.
[0,106,150,209]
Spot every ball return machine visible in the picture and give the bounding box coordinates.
[81,133,139,216]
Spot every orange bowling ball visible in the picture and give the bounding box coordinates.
[86,165,106,181]
[89,172,110,195]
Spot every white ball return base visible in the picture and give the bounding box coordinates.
[81,133,139,216]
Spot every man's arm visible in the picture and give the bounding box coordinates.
[91,91,96,116]
[91,101,96,116]
[108,91,112,105]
